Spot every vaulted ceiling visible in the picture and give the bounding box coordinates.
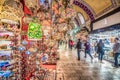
[84,0,112,14]
[73,0,119,21]
[0,0,120,22]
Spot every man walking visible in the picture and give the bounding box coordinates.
[97,40,105,63]
[113,38,120,67]
[76,39,82,60]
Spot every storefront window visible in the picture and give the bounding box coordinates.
[90,24,120,63]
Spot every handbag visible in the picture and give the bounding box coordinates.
[109,51,114,57]
[94,53,98,58]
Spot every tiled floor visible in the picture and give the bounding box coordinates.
[56,48,120,80]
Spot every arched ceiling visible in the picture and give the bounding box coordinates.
[73,0,119,21]
[73,5,88,21]
[84,0,112,14]
[0,0,119,22]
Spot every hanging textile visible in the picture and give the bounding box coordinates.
[20,0,32,15]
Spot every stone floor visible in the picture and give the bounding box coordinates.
[56,48,120,80]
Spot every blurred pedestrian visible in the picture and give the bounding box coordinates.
[70,40,74,50]
[113,38,120,67]
[97,40,105,63]
[76,39,82,60]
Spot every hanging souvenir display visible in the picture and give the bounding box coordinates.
[28,22,42,40]
[25,50,31,55]
[22,40,28,45]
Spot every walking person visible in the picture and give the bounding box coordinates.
[68,39,71,49]
[70,40,74,50]
[97,40,105,63]
[112,38,120,67]
[84,40,93,62]
[76,39,82,60]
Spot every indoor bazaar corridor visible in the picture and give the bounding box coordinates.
[56,48,120,80]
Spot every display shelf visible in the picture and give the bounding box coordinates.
[0,49,12,51]
[5,28,15,32]
[0,71,13,78]
[0,22,21,80]
[0,39,11,41]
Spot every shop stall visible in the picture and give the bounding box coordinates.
[89,23,120,64]
[0,20,21,79]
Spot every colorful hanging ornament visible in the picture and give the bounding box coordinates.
[25,51,31,55]
[29,47,37,53]
[22,40,28,45]
[18,46,26,51]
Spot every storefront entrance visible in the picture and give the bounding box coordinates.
[89,23,120,64]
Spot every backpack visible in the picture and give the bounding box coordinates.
[97,43,104,54]
[76,42,82,49]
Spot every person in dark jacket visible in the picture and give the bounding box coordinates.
[68,39,71,49]
[84,40,93,62]
[76,39,82,60]
[97,40,104,63]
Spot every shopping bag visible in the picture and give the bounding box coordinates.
[109,51,114,57]
[94,53,98,58]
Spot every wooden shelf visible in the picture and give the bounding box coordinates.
[0,39,12,41]
[0,29,14,32]
[0,49,12,51]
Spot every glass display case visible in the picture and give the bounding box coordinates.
[89,24,120,64]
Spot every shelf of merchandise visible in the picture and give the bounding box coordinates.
[0,29,13,79]
[0,39,11,41]
[0,49,12,51]
[0,28,20,79]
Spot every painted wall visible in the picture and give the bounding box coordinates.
[93,12,120,30]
